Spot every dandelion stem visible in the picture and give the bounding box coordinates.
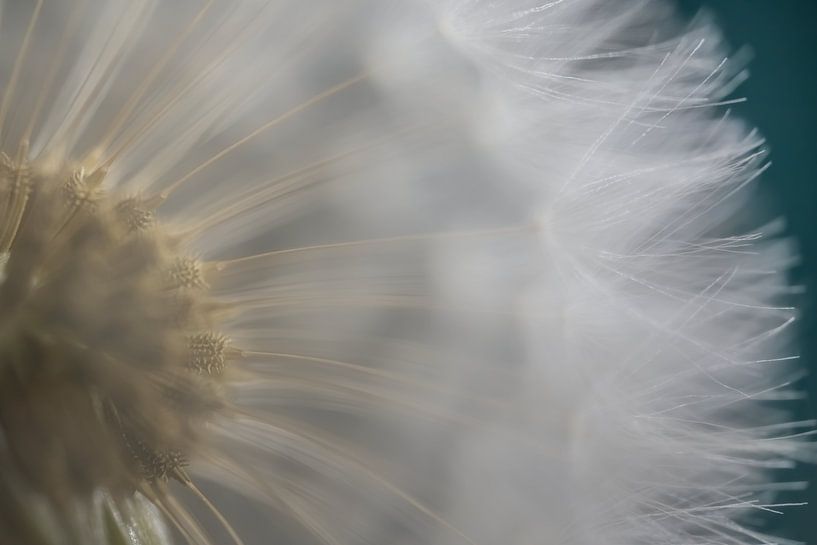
[0,0,43,147]
[239,350,505,409]
[100,2,275,169]
[89,0,216,163]
[184,122,434,233]
[185,480,246,545]
[217,224,533,267]
[162,73,368,197]
[20,0,88,148]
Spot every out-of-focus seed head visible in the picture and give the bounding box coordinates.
[0,144,234,539]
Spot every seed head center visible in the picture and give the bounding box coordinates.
[0,153,230,503]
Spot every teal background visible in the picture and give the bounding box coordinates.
[678,1,817,542]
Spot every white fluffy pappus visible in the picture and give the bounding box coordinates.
[0,1,810,545]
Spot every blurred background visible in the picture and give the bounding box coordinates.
[677,1,817,542]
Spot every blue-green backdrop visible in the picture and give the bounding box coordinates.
[678,1,817,542]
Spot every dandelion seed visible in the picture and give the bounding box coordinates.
[0,1,811,545]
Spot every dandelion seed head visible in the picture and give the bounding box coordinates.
[0,1,810,544]
[0,147,234,539]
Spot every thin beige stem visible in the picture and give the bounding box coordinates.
[217,224,532,268]
[187,128,416,233]
[234,410,479,545]
[240,350,505,411]
[89,0,215,162]
[160,484,218,545]
[101,1,275,168]
[142,485,197,545]
[0,0,43,146]
[185,480,246,545]
[161,73,367,197]
[21,0,88,146]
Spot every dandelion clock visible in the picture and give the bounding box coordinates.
[0,1,811,544]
